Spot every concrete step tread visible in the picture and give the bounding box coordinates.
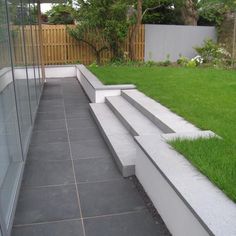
[89,103,137,177]
[122,89,199,133]
[106,96,163,136]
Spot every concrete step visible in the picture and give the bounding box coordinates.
[106,96,163,136]
[122,89,199,134]
[89,103,138,177]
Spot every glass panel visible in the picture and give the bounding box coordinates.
[30,1,41,103]
[8,0,32,156]
[0,0,23,227]
[23,0,37,118]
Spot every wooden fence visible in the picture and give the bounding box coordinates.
[2,24,144,67]
[27,24,145,65]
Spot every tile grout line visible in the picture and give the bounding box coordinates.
[21,177,124,190]
[61,82,87,236]
[13,209,149,228]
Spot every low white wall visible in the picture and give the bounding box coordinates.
[135,147,210,236]
[76,65,135,103]
[77,68,96,102]
[145,24,217,62]
[45,65,76,78]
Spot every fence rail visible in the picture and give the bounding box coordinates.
[20,24,145,65]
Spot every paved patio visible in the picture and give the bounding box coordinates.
[11,78,170,236]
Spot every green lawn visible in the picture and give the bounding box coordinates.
[90,66,236,202]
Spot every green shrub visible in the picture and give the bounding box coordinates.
[177,56,189,66]
[186,60,197,68]
[195,39,231,67]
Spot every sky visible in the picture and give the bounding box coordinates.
[41,3,53,13]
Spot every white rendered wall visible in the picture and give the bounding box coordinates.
[145,24,217,62]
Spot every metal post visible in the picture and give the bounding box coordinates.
[37,1,46,82]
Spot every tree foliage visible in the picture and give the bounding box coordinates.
[46,4,75,25]
[69,0,130,62]
[198,0,236,27]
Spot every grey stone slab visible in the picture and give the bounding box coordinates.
[90,103,129,136]
[12,220,83,236]
[70,139,111,159]
[28,142,70,161]
[34,119,66,131]
[106,96,163,136]
[89,103,137,177]
[122,89,199,133]
[67,117,96,130]
[36,112,65,121]
[78,179,146,217]
[68,127,101,142]
[14,185,80,225]
[22,160,74,187]
[84,210,170,236]
[74,157,121,183]
[31,130,68,145]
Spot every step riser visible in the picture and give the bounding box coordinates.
[121,91,174,134]
[105,97,139,136]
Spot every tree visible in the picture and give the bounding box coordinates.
[70,0,130,62]
[67,25,109,65]
[198,0,236,26]
[142,0,182,25]
[180,0,198,25]
[46,4,75,25]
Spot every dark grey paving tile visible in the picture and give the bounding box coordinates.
[64,97,88,104]
[64,101,89,108]
[63,92,86,98]
[38,104,63,113]
[65,103,89,112]
[70,139,111,159]
[34,119,66,131]
[65,108,90,119]
[68,127,101,142]
[41,95,63,100]
[78,179,146,217]
[36,112,65,121]
[12,220,83,236]
[67,117,96,130]
[31,130,68,145]
[28,142,70,161]
[39,99,63,108]
[14,185,80,225]
[22,160,74,187]
[74,157,121,183]
[84,211,170,236]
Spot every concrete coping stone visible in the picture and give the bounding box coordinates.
[122,89,200,133]
[135,134,236,236]
[76,64,136,91]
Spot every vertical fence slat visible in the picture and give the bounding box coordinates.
[13,24,145,65]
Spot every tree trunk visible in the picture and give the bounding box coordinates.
[129,0,142,61]
[95,51,101,65]
[181,0,198,26]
